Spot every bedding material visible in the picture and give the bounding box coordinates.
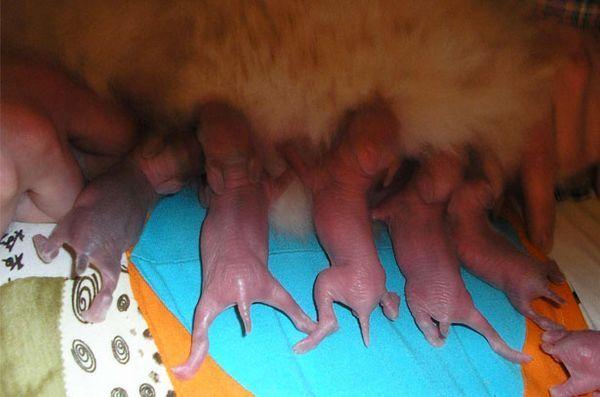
[501,206,589,396]
[59,261,174,397]
[132,186,533,397]
[0,222,175,397]
[550,199,600,330]
[0,197,592,396]
[0,277,64,397]
[1,222,73,286]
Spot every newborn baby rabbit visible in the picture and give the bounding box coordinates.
[172,102,315,380]
[409,133,579,333]
[1,55,136,234]
[372,153,530,363]
[33,131,201,322]
[281,101,401,353]
[448,180,566,331]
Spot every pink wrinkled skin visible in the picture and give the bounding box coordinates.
[541,329,600,397]
[282,102,402,353]
[372,178,530,363]
[32,160,158,322]
[133,132,202,196]
[415,151,467,205]
[448,180,567,331]
[171,102,315,380]
[0,56,137,234]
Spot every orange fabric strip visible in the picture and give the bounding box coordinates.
[128,206,590,397]
[128,263,252,397]
[502,208,589,397]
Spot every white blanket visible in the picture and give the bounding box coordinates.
[551,199,600,330]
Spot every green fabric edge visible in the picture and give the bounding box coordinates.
[0,278,66,397]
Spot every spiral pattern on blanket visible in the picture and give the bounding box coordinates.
[139,383,156,397]
[110,388,128,397]
[71,271,100,323]
[111,335,130,364]
[71,339,96,372]
[117,294,130,312]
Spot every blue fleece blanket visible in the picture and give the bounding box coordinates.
[131,186,525,397]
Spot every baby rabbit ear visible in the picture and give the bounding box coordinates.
[140,134,167,159]
[247,157,262,184]
[382,158,401,187]
[474,181,496,210]
[206,161,225,195]
[355,145,380,177]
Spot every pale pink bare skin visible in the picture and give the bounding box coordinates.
[0,56,137,234]
[0,102,85,232]
[372,177,530,363]
[134,132,202,196]
[541,329,600,397]
[448,180,566,331]
[32,132,201,323]
[171,102,315,380]
[415,150,466,205]
[282,102,402,353]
